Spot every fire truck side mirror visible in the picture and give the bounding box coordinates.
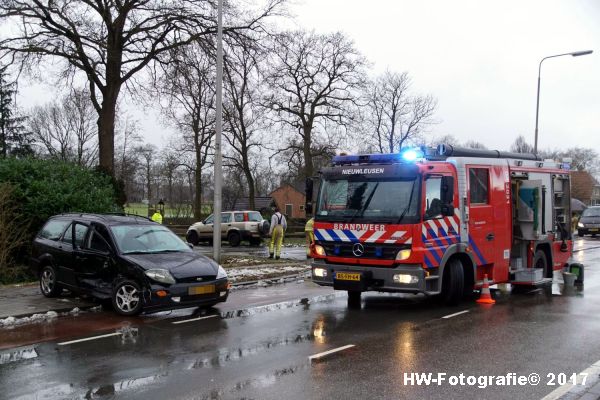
[441,176,455,216]
[305,178,314,216]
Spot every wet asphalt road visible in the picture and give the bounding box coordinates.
[2,237,600,399]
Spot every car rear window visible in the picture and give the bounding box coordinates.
[248,212,262,222]
[38,219,70,240]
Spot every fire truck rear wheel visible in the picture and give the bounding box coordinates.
[347,290,361,308]
[533,250,549,278]
[441,258,464,306]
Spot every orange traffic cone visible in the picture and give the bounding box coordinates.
[476,274,496,304]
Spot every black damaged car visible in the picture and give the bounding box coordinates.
[30,213,229,315]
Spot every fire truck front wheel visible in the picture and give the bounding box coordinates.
[441,258,464,306]
[347,290,361,308]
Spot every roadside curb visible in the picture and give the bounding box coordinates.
[0,273,313,323]
[541,359,600,400]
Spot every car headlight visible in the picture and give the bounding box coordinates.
[145,269,176,285]
[578,222,584,228]
[216,265,227,279]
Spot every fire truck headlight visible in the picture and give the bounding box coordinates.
[393,274,419,284]
[578,222,584,228]
[313,244,326,256]
[313,267,327,277]
[395,249,412,261]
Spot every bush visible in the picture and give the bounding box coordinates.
[0,183,33,283]
[0,158,119,281]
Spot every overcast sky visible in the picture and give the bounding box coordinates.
[16,0,600,153]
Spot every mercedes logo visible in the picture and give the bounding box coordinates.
[352,243,365,257]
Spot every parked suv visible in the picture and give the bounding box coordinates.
[578,206,600,236]
[30,213,229,316]
[186,211,270,247]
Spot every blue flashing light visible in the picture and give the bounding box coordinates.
[331,148,424,166]
[401,149,419,161]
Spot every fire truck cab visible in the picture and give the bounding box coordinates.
[308,145,574,305]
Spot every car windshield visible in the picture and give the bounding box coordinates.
[110,224,191,254]
[582,208,600,218]
[315,177,420,223]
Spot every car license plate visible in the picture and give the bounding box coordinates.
[188,285,215,295]
[336,272,361,281]
[590,229,599,232]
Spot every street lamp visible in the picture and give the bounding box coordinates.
[213,0,223,263]
[534,50,593,154]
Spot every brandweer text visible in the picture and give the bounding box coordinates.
[333,223,385,231]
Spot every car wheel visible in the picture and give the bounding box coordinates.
[39,265,62,298]
[441,258,464,306]
[228,231,241,247]
[112,280,143,316]
[186,230,199,246]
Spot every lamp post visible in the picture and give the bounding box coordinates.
[213,0,223,263]
[534,50,593,154]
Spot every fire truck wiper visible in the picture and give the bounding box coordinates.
[350,183,379,222]
[396,181,416,224]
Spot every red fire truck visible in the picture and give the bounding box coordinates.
[307,145,575,305]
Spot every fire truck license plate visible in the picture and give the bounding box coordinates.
[336,272,361,281]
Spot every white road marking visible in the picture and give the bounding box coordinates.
[541,358,600,400]
[172,315,218,325]
[309,344,355,361]
[441,310,470,319]
[58,332,122,346]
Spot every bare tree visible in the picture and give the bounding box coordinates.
[560,147,599,174]
[0,0,283,174]
[510,135,534,154]
[135,144,157,203]
[222,37,268,210]
[156,43,215,219]
[428,134,460,147]
[161,148,188,208]
[363,71,437,153]
[29,88,98,166]
[115,116,142,202]
[463,140,488,150]
[264,30,367,178]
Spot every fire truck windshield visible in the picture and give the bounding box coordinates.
[315,177,420,223]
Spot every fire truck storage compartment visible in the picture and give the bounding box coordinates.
[517,180,542,240]
[514,268,544,283]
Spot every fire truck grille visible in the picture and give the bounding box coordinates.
[320,242,409,260]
